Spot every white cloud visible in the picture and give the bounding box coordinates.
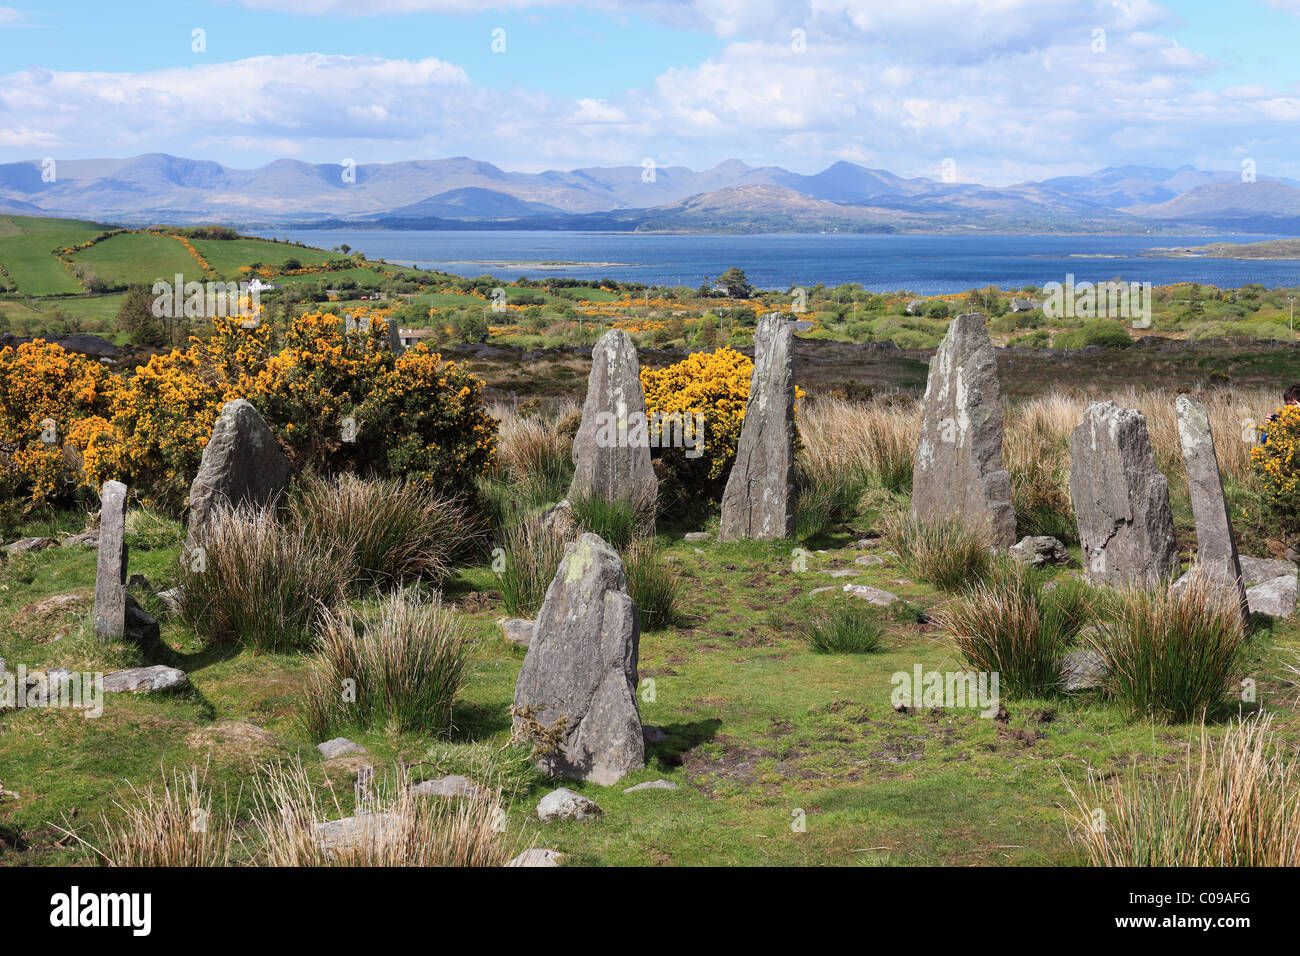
[0,6,23,26]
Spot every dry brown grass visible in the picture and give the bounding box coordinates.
[1066,715,1300,866]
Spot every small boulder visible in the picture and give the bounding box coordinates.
[854,554,885,566]
[1059,648,1108,692]
[101,665,188,694]
[499,618,535,648]
[683,532,711,542]
[642,725,667,745]
[1238,555,1297,588]
[317,737,367,760]
[827,569,860,578]
[1009,535,1071,569]
[507,848,564,867]
[410,775,490,801]
[623,779,678,793]
[842,584,899,607]
[3,537,57,555]
[537,787,603,823]
[1246,575,1297,619]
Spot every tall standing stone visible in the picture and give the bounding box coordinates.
[719,313,796,541]
[513,533,643,785]
[186,399,291,547]
[1069,401,1179,586]
[568,329,657,509]
[910,312,1016,547]
[93,480,128,640]
[1175,394,1250,621]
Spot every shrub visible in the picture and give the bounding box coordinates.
[1085,572,1248,722]
[289,473,476,587]
[1250,404,1300,539]
[248,758,515,867]
[1065,716,1300,866]
[301,588,471,738]
[179,503,349,652]
[622,538,680,631]
[884,511,992,592]
[934,562,1093,697]
[496,512,575,617]
[1052,321,1133,350]
[798,603,885,653]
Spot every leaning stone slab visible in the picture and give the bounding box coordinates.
[911,313,1016,548]
[1069,402,1179,587]
[513,533,643,785]
[1176,395,1249,621]
[568,330,657,510]
[1246,575,1297,619]
[185,399,291,547]
[537,788,602,823]
[93,480,128,640]
[1238,555,1297,588]
[101,666,188,694]
[3,536,57,554]
[720,313,796,541]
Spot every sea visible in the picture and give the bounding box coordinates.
[251,229,1300,294]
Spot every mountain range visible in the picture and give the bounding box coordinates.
[3,154,1300,234]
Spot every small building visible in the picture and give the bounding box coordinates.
[905,299,928,315]
[398,328,441,349]
[1009,298,1040,313]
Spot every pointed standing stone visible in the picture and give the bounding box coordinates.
[910,313,1016,547]
[185,399,291,548]
[1175,394,1250,622]
[513,533,644,785]
[1069,401,1179,587]
[719,313,796,541]
[93,480,128,640]
[568,329,656,509]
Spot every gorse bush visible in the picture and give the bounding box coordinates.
[884,511,993,592]
[935,562,1094,697]
[798,603,885,654]
[179,503,348,652]
[289,473,477,587]
[301,588,471,739]
[1066,716,1300,866]
[1250,403,1300,539]
[1085,571,1248,722]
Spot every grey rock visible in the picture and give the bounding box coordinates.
[642,725,667,745]
[842,584,899,606]
[156,587,185,616]
[623,779,679,793]
[313,813,399,854]
[93,480,128,641]
[513,534,644,785]
[1176,395,1249,621]
[507,848,564,867]
[500,618,535,648]
[911,313,1016,548]
[855,538,880,550]
[720,313,796,541]
[809,586,836,596]
[854,554,885,566]
[1247,575,1297,619]
[317,737,367,759]
[1009,535,1071,569]
[1238,555,1297,588]
[568,330,657,510]
[3,536,57,554]
[1069,402,1179,587]
[1059,648,1108,691]
[683,531,711,542]
[127,573,152,592]
[124,593,161,649]
[537,787,603,822]
[410,775,490,801]
[539,498,576,538]
[827,569,860,578]
[101,665,188,694]
[64,528,99,547]
[185,399,290,548]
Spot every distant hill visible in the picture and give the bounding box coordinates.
[3,153,1300,234]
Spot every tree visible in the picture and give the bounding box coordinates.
[717,267,753,299]
[116,284,165,347]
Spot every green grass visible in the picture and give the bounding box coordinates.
[0,215,106,294]
[69,231,200,287]
[189,237,348,276]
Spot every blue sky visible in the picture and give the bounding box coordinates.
[1,0,1297,183]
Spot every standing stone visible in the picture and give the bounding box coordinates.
[513,533,643,785]
[1175,394,1249,621]
[910,313,1016,548]
[719,313,796,541]
[568,330,656,510]
[93,480,128,640]
[186,399,291,547]
[1069,401,1179,587]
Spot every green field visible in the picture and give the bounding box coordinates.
[0,215,106,295]
[68,231,201,288]
[190,237,349,276]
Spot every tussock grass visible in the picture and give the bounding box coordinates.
[569,492,652,549]
[797,603,885,654]
[622,538,681,631]
[179,503,347,652]
[289,473,476,586]
[799,395,918,494]
[249,758,515,867]
[884,511,992,592]
[301,587,472,739]
[63,763,233,867]
[496,512,575,618]
[1066,716,1300,866]
[935,562,1094,697]
[1085,571,1248,722]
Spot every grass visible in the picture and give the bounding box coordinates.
[1066,716,1300,866]
[69,231,199,287]
[495,512,575,618]
[0,215,106,295]
[797,603,886,653]
[883,511,993,592]
[622,538,681,631]
[569,492,651,549]
[1085,571,1250,722]
[301,587,472,740]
